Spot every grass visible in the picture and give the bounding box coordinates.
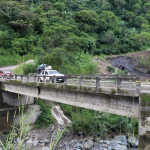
[0,98,36,150]
[0,97,65,150]
[0,54,35,67]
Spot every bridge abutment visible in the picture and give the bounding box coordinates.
[139,93,150,150]
[0,82,34,107]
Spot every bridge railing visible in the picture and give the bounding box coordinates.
[1,74,142,92]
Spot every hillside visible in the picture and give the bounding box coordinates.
[110,51,150,75]
[0,0,150,74]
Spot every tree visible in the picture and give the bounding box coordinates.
[141,24,149,32]
[53,2,66,12]
[103,30,119,47]
[144,2,150,12]
[135,16,149,27]
[126,11,134,22]
[145,13,150,22]
[133,4,141,15]
[142,0,150,2]
[114,0,126,8]
[98,11,118,31]
[129,0,142,5]
[134,32,150,47]
[73,10,97,26]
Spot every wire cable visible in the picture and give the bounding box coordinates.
[54,116,131,150]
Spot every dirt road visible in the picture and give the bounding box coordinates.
[0,60,34,71]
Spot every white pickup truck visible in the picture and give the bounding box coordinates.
[37,70,64,83]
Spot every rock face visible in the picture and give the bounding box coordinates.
[111,56,147,75]
[110,51,150,76]
[51,105,72,126]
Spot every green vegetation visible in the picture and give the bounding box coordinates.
[61,104,138,136]
[107,66,115,73]
[1,0,150,73]
[111,89,116,95]
[35,99,55,128]
[0,54,34,67]
[141,93,150,106]
[0,104,35,150]
[112,68,128,75]
[13,62,37,75]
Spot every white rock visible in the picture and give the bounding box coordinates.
[100,140,103,144]
[42,147,50,150]
[114,135,127,146]
[25,137,29,140]
[44,139,49,144]
[41,143,45,147]
[27,139,33,144]
[83,140,94,150]
[16,137,20,144]
[127,136,138,147]
[33,140,39,146]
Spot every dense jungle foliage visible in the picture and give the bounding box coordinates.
[1,0,150,73]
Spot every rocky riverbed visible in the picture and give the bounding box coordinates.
[0,125,138,150]
[0,105,139,150]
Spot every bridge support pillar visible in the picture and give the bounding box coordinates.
[139,93,150,150]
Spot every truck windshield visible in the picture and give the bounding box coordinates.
[49,71,60,74]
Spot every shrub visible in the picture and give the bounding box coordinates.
[35,99,55,128]
[61,104,138,136]
[13,62,37,75]
[107,66,115,72]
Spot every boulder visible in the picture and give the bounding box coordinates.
[33,140,39,147]
[113,144,128,150]
[44,139,49,144]
[27,139,33,144]
[83,140,94,150]
[127,136,138,147]
[114,135,127,146]
[90,147,99,150]
[42,147,50,150]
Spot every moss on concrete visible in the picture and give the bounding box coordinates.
[111,89,116,95]
[66,85,78,90]
[141,93,150,106]
[38,83,44,87]
[9,80,22,84]
[27,82,35,86]
[117,88,128,95]
[99,88,103,93]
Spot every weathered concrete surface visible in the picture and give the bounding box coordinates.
[139,92,150,150]
[15,105,41,125]
[2,91,34,106]
[2,82,139,118]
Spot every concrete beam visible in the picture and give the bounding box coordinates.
[2,82,139,118]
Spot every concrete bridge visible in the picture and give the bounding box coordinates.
[0,74,150,149]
